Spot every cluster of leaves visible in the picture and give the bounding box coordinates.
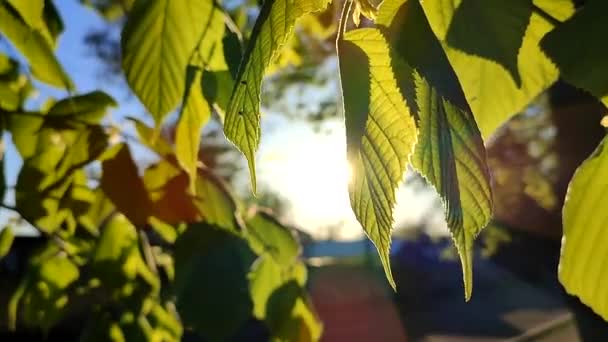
[3,0,608,339]
[0,0,322,340]
[216,0,608,321]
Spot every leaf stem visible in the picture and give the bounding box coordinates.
[337,0,354,41]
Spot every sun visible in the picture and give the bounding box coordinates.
[258,125,358,237]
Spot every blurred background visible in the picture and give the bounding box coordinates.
[1,0,608,340]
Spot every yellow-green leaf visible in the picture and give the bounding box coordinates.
[121,0,220,125]
[0,226,14,259]
[410,74,492,300]
[378,0,493,300]
[7,0,44,30]
[176,67,211,192]
[223,0,331,192]
[419,0,575,139]
[47,91,117,124]
[541,0,608,106]
[128,117,173,157]
[338,28,418,289]
[0,2,72,89]
[560,136,608,321]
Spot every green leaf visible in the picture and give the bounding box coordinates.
[174,224,254,341]
[47,91,117,124]
[249,255,308,322]
[560,136,608,321]
[338,28,418,290]
[14,246,80,332]
[265,281,322,342]
[411,74,492,300]
[92,214,159,293]
[193,168,239,231]
[378,0,493,300]
[7,113,45,159]
[128,117,173,157]
[418,0,574,139]
[443,0,532,86]
[93,214,137,279]
[0,226,14,259]
[101,144,154,226]
[246,212,308,323]
[246,211,300,267]
[16,126,108,233]
[121,0,223,125]
[41,0,64,46]
[7,0,44,30]
[175,67,211,192]
[202,69,235,120]
[223,0,331,192]
[0,2,72,89]
[0,54,31,111]
[541,0,608,106]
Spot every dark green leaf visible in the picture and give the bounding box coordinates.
[174,224,254,341]
[541,0,608,106]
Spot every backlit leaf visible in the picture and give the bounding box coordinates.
[410,74,492,300]
[560,136,608,321]
[378,0,493,300]
[443,0,532,86]
[121,0,221,124]
[224,0,331,192]
[7,0,44,30]
[419,0,574,139]
[541,0,608,106]
[128,117,173,157]
[338,28,418,289]
[16,126,108,233]
[176,67,211,192]
[0,2,72,89]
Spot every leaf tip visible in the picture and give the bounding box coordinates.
[247,155,257,195]
[457,232,474,302]
[377,247,397,291]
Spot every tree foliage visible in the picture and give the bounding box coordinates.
[1,0,608,340]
